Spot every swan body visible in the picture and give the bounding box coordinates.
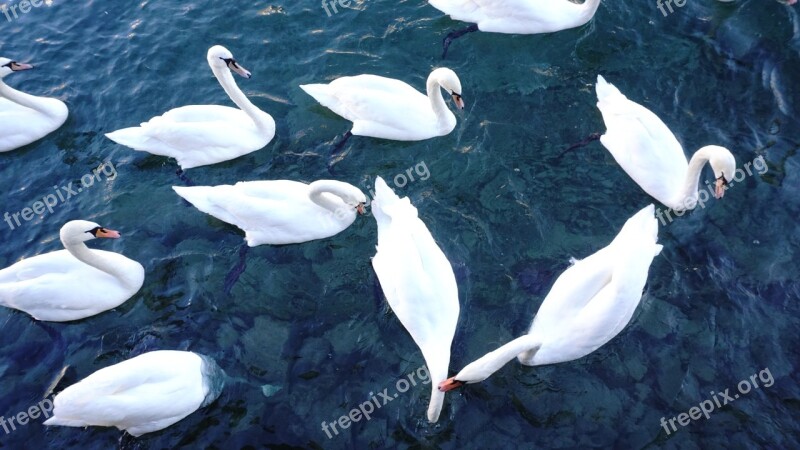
[439,205,661,391]
[300,68,464,141]
[596,75,737,211]
[44,350,225,437]
[371,177,460,422]
[0,58,68,152]
[173,180,366,246]
[0,221,144,322]
[106,46,275,169]
[429,0,602,34]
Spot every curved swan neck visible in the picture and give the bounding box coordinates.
[308,181,352,214]
[0,79,56,117]
[64,241,137,288]
[675,147,714,207]
[458,335,541,382]
[426,75,452,128]
[211,65,271,132]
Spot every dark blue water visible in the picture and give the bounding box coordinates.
[0,0,798,448]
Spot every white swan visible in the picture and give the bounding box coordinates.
[106,45,275,170]
[44,350,225,437]
[439,205,661,391]
[430,0,602,34]
[0,57,68,152]
[173,180,366,246]
[300,68,464,141]
[596,75,737,211]
[371,177,460,422]
[0,220,144,322]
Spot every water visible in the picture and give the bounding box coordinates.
[0,0,799,448]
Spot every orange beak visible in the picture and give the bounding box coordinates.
[715,178,727,199]
[452,94,465,110]
[357,203,366,215]
[437,377,465,392]
[96,228,121,239]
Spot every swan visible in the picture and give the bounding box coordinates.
[439,205,661,392]
[173,179,366,246]
[44,350,225,437]
[300,68,464,144]
[595,75,737,212]
[0,220,144,322]
[371,177,460,422]
[0,57,68,152]
[429,0,602,57]
[106,45,275,170]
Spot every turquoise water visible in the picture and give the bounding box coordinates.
[1,0,799,448]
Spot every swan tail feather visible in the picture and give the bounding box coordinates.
[300,84,339,110]
[105,127,158,152]
[595,75,624,103]
[172,185,241,227]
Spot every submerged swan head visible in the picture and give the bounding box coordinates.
[702,145,737,198]
[0,58,33,79]
[430,67,465,110]
[207,45,251,79]
[60,220,121,246]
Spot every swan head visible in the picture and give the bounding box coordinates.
[0,58,33,79]
[703,145,737,199]
[207,45,251,79]
[431,68,464,110]
[437,363,490,392]
[59,220,120,246]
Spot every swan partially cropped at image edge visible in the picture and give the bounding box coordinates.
[0,57,68,152]
[596,75,737,211]
[430,0,602,57]
[371,177,460,422]
[300,67,464,142]
[0,220,144,322]
[173,179,366,246]
[439,205,661,392]
[106,45,275,170]
[44,350,225,437]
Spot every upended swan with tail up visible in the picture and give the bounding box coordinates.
[371,177,460,422]
[0,57,68,152]
[44,350,225,437]
[439,205,661,392]
[300,68,464,142]
[596,75,737,211]
[0,220,144,322]
[430,0,602,57]
[106,46,275,170]
[173,180,366,246]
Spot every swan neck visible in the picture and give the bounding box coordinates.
[0,79,53,116]
[64,241,136,288]
[459,335,541,382]
[676,149,712,207]
[426,75,451,128]
[212,65,271,132]
[308,182,349,214]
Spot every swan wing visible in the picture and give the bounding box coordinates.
[0,250,143,322]
[174,181,354,245]
[372,177,459,422]
[526,205,661,365]
[429,0,593,34]
[301,75,439,140]
[0,97,68,152]
[44,351,208,436]
[596,75,689,205]
[106,106,269,169]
